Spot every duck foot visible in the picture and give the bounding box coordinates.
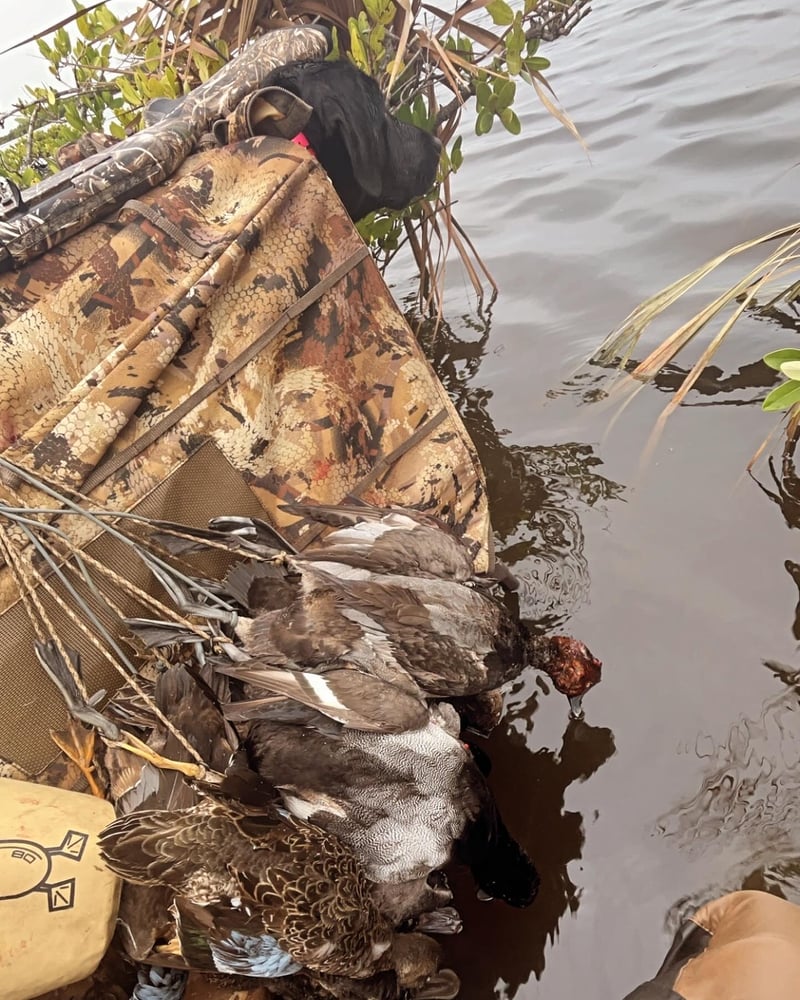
[49,719,104,797]
[109,731,208,781]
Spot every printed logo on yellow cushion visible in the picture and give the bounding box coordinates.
[0,830,88,912]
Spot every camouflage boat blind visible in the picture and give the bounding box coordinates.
[0,106,490,774]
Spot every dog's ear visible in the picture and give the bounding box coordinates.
[323,98,384,202]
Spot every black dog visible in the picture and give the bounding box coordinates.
[262,59,442,220]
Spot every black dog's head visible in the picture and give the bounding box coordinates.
[262,59,442,220]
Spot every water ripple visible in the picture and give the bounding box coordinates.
[655,692,800,856]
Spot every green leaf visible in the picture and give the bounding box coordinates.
[117,77,140,107]
[378,0,397,26]
[97,5,121,32]
[524,56,551,72]
[764,348,800,371]
[486,0,514,25]
[762,380,800,412]
[76,11,93,40]
[494,78,516,110]
[348,20,370,71]
[506,19,525,59]
[54,27,72,57]
[779,360,800,381]
[64,103,84,133]
[451,136,463,170]
[363,0,381,20]
[475,107,494,136]
[475,80,492,110]
[499,108,521,134]
[368,24,385,58]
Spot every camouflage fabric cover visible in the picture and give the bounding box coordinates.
[0,26,329,270]
[0,39,490,774]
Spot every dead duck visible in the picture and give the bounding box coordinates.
[217,673,540,908]
[100,798,446,985]
[39,658,457,997]
[279,501,490,585]
[160,502,602,715]
[229,558,602,717]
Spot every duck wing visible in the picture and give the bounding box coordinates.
[285,501,475,582]
[249,713,479,885]
[154,663,236,775]
[217,810,394,978]
[100,802,393,979]
[223,558,300,613]
[217,660,429,733]
[240,584,424,698]
[172,897,300,977]
[99,800,244,893]
[241,588,367,667]
[329,575,525,697]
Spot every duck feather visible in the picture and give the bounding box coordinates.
[217,660,429,733]
[99,799,397,978]
[282,502,476,583]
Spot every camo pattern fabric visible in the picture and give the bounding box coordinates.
[0,132,490,623]
[0,26,329,272]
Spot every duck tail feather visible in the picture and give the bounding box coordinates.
[208,515,295,553]
[99,808,193,886]
[222,560,298,613]
[279,499,375,528]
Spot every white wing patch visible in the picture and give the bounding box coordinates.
[304,671,347,711]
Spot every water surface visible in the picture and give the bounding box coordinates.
[402,0,800,995]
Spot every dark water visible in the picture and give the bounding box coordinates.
[399,0,800,996]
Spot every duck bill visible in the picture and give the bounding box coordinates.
[412,969,461,999]
[568,694,585,719]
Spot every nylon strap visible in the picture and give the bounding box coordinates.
[120,199,211,258]
[291,407,450,551]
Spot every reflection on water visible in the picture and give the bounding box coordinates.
[661,852,800,939]
[753,433,800,530]
[413,310,624,626]
[408,307,620,994]
[445,717,616,998]
[551,355,780,412]
[647,360,778,406]
[744,856,800,906]
[655,678,800,863]
[659,854,800,945]
[753,437,800,637]
[405,0,800,992]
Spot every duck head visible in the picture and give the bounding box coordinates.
[386,933,460,999]
[528,634,602,718]
[469,832,541,908]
